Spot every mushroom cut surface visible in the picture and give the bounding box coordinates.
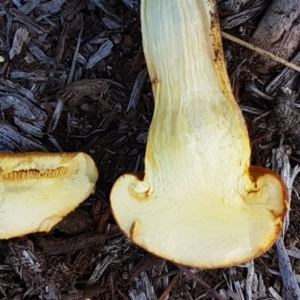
[0,152,98,239]
[110,0,287,268]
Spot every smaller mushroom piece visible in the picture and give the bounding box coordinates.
[0,152,98,239]
[110,0,288,268]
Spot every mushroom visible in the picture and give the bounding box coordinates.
[0,152,98,239]
[110,0,288,268]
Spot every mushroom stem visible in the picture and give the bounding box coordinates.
[141,0,250,197]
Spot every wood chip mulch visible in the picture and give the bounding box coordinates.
[0,0,300,299]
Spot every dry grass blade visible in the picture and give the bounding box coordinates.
[221,31,300,73]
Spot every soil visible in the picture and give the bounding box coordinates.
[0,0,300,299]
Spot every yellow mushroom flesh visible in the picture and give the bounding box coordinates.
[110,0,287,268]
[0,152,98,239]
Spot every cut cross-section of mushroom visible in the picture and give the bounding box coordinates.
[0,152,98,239]
[110,0,288,268]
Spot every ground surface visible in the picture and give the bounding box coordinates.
[0,0,300,299]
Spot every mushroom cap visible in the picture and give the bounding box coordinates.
[111,168,287,268]
[0,152,98,239]
[110,0,287,268]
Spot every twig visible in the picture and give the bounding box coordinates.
[67,14,84,85]
[158,273,179,300]
[276,238,300,300]
[246,261,254,300]
[127,67,148,112]
[244,82,274,101]
[272,141,300,300]
[47,97,64,133]
[221,32,300,73]
[272,140,300,235]
[176,265,226,300]
[118,288,131,300]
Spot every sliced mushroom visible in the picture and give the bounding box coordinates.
[110,0,287,268]
[0,152,98,239]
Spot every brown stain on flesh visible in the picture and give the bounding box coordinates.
[207,0,249,133]
[1,166,68,180]
[130,221,140,240]
[151,77,159,84]
[209,1,228,93]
